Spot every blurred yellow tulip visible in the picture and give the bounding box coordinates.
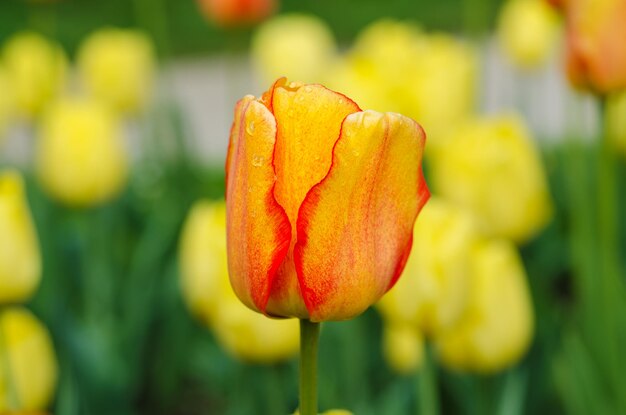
[402,34,477,147]
[0,307,58,412]
[436,239,534,374]
[377,198,479,336]
[179,199,299,364]
[382,323,424,375]
[2,32,66,118]
[36,97,128,207]
[431,115,553,244]
[0,171,41,304]
[497,0,561,69]
[607,90,626,157]
[179,200,227,324]
[328,20,477,148]
[252,14,337,84]
[77,28,155,114]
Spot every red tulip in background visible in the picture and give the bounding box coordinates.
[225,78,429,322]
[196,0,276,27]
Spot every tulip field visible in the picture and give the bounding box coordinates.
[1,0,626,414]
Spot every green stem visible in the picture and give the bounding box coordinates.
[417,344,440,415]
[0,311,21,410]
[596,98,623,403]
[299,319,320,415]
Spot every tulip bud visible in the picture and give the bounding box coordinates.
[197,0,276,27]
[607,90,626,157]
[77,28,156,115]
[0,307,58,412]
[0,171,41,304]
[328,20,477,148]
[564,0,626,93]
[382,323,424,375]
[2,32,66,118]
[179,200,299,363]
[35,98,128,207]
[431,115,553,244]
[225,78,429,322]
[497,0,561,69]
[436,240,534,374]
[252,14,337,84]
[377,198,479,336]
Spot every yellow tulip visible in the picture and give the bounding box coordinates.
[497,0,561,69]
[377,198,479,336]
[77,28,155,114]
[401,34,477,147]
[36,97,128,207]
[382,323,424,375]
[328,20,477,149]
[0,307,58,412]
[252,14,337,85]
[436,239,534,374]
[2,32,66,118]
[179,199,300,363]
[0,171,41,304]
[431,115,553,244]
[607,90,626,157]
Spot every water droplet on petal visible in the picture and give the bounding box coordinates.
[246,120,255,135]
[252,154,265,167]
[304,86,313,93]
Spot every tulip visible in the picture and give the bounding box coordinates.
[606,90,626,157]
[497,0,561,69]
[376,198,479,336]
[2,32,66,118]
[35,98,128,207]
[436,239,534,373]
[326,20,477,149]
[564,0,626,93]
[431,115,553,244]
[0,171,41,304]
[0,307,58,412]
[179,199,299,363]
[197,0,276,27]
[252,14,337,85]
[225,78,429,322]
[77,28,156,114]
[382,323,424,375]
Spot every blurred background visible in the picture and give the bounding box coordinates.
[0,0,625,414]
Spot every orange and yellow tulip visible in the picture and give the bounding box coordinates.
[564,0,626,93]
[197,0,276,27]
[225,78,429,322]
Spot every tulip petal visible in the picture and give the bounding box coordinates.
[295,111,429,321]
[263,79,361,318]
[271,78,360,223]
[225,96,291,313]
